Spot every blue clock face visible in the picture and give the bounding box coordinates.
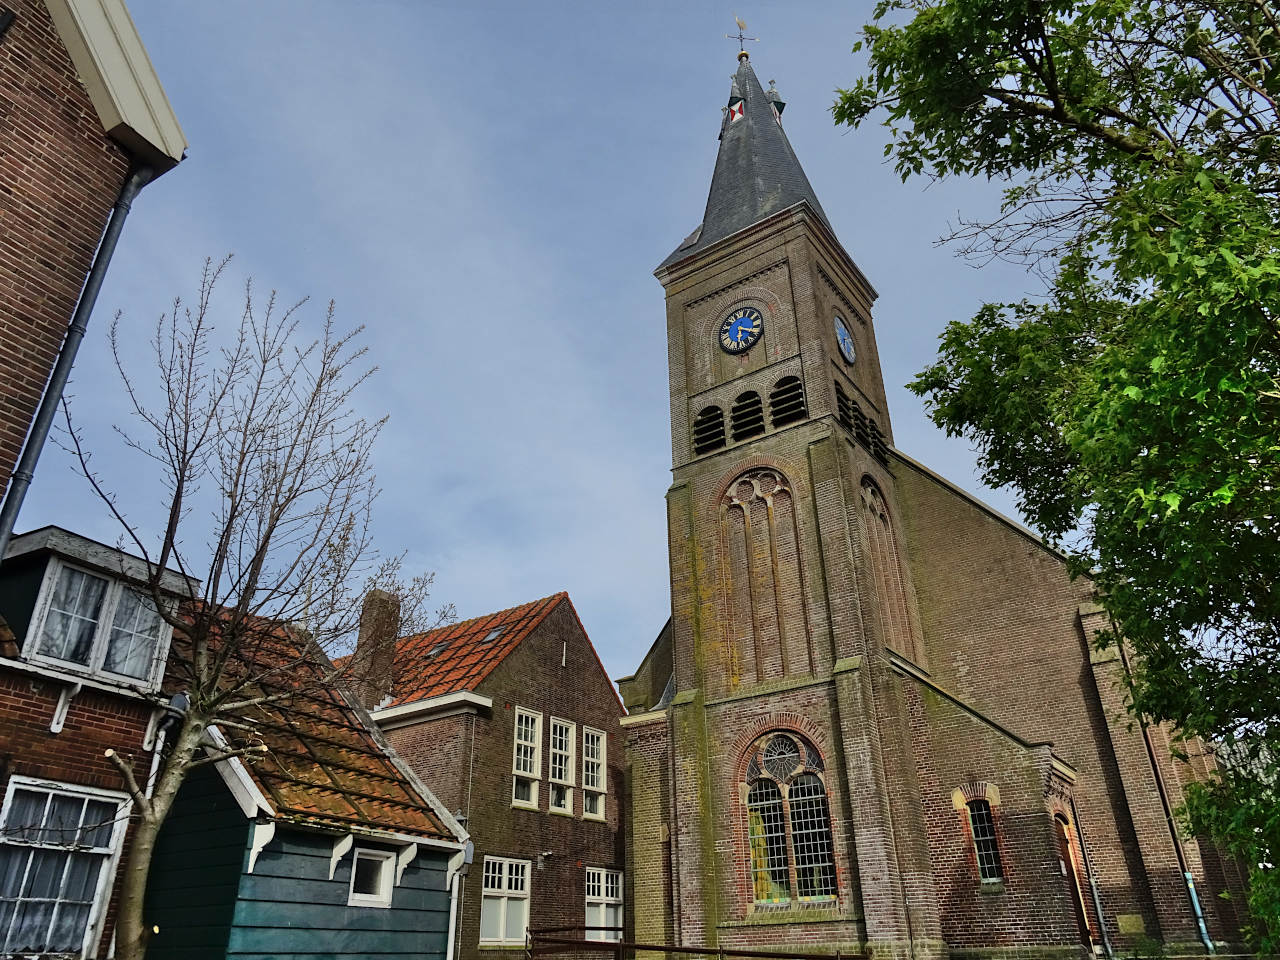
[834,315,857,364]
[719,306,764,354]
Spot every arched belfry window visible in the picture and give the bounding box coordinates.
[860,479,923,664]
[692,406,726,455]
[744,732,836,904]
[768,376,806,427]
[730,391,765,442]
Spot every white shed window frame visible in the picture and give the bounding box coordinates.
[479,856,530,945]
[511,707,542,810]
[548,717,576,815]
[582,727,606,821]
[347,847,396,908]
[26,557,173,691]
[584,866,623,942]
[0,775,130,958]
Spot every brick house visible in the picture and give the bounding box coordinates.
[617,52,1249,960]
[0,0,185,517]
[348,591,626,960]
[0,6,183,953]
[0,526,193,955]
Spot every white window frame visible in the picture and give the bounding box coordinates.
[0,775,130,958]
[548,717,575,815]
[26,557,173,691]
[347,847,396,908]
[582,727,606,821]
[479,856,531,945]
[511,707,542,810]
[584,866,623,942]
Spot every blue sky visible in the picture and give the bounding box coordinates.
[22,2,1043,681]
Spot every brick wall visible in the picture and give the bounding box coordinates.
[386,599,625,960]
[0,0,130,501]
[0,665,155,958]
[893,458,1241,949]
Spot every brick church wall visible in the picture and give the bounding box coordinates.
[891,455,1236,948]
[0,0,131,500]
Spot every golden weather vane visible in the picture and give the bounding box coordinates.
[726,15,759,53]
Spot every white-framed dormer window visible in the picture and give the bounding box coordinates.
[585,866,623,941]
[480,856,530,945]
[28,558,172,689]
[347,847,395,908]
[582,727,606,821]
[0,776,129,956]
[548,717,575,815]
[512,707,542,809]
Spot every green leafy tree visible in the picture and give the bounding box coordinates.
[835,0,1279,946]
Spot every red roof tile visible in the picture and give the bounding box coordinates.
[180,617,458,843]
[383,592,566,707]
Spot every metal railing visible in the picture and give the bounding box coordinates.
[526,927,868,960]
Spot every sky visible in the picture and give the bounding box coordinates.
[21,2,1047,682]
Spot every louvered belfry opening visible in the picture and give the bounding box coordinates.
[769,376,806,428]
[731,391,765,442]
[834,380,890,463]
[692,405,727,455]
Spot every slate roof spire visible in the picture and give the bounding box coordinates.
[661,54,829,269]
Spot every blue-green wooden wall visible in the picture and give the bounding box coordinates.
[228,831,452,960]
[145,766,453,960]
[145,764,249,959]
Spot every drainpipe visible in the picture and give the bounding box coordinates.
[1118,644,1215,954]
[0,164,154,560]
[1069,795,1114,959]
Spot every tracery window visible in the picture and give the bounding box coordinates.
[743,733,836,904]
[860,479,922,664]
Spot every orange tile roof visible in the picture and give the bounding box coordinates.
[177,617,457,843]
[383,591,566,707]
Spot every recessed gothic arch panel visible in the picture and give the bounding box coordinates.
[860,478,923,664]
[720,467,814,685]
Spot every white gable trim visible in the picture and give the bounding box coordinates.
[43,0,186,171]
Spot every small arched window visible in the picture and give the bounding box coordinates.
[768,376,807,427]
[692,406,726,455]
[744,733,836,903]
[730,391,765,442]
[967,798,1003,882]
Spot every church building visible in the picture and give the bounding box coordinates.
[616,51,1248,960]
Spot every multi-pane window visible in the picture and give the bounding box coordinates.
[0,778,127,956]
[33,562,169,684]
[480,857,530,944]
[584,867,623,941]
[548,718,575,814]
[512,708,542,808]
[967,799,1003,882]
[582,727,606,820]
[743,733,837,904]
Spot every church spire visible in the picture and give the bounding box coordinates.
[660,55,829,269]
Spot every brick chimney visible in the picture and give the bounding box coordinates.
[350,589,401,710]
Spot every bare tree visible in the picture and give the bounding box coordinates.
[61,256,451,960]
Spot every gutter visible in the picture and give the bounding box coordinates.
[0,165,155,560]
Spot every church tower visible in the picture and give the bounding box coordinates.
[619,47,1247,960]
[624,49,941,958]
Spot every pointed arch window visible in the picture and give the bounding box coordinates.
[730,391,765,442]
[768,376,806,428]
[692,405,727,455]
[743,733,836,904]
